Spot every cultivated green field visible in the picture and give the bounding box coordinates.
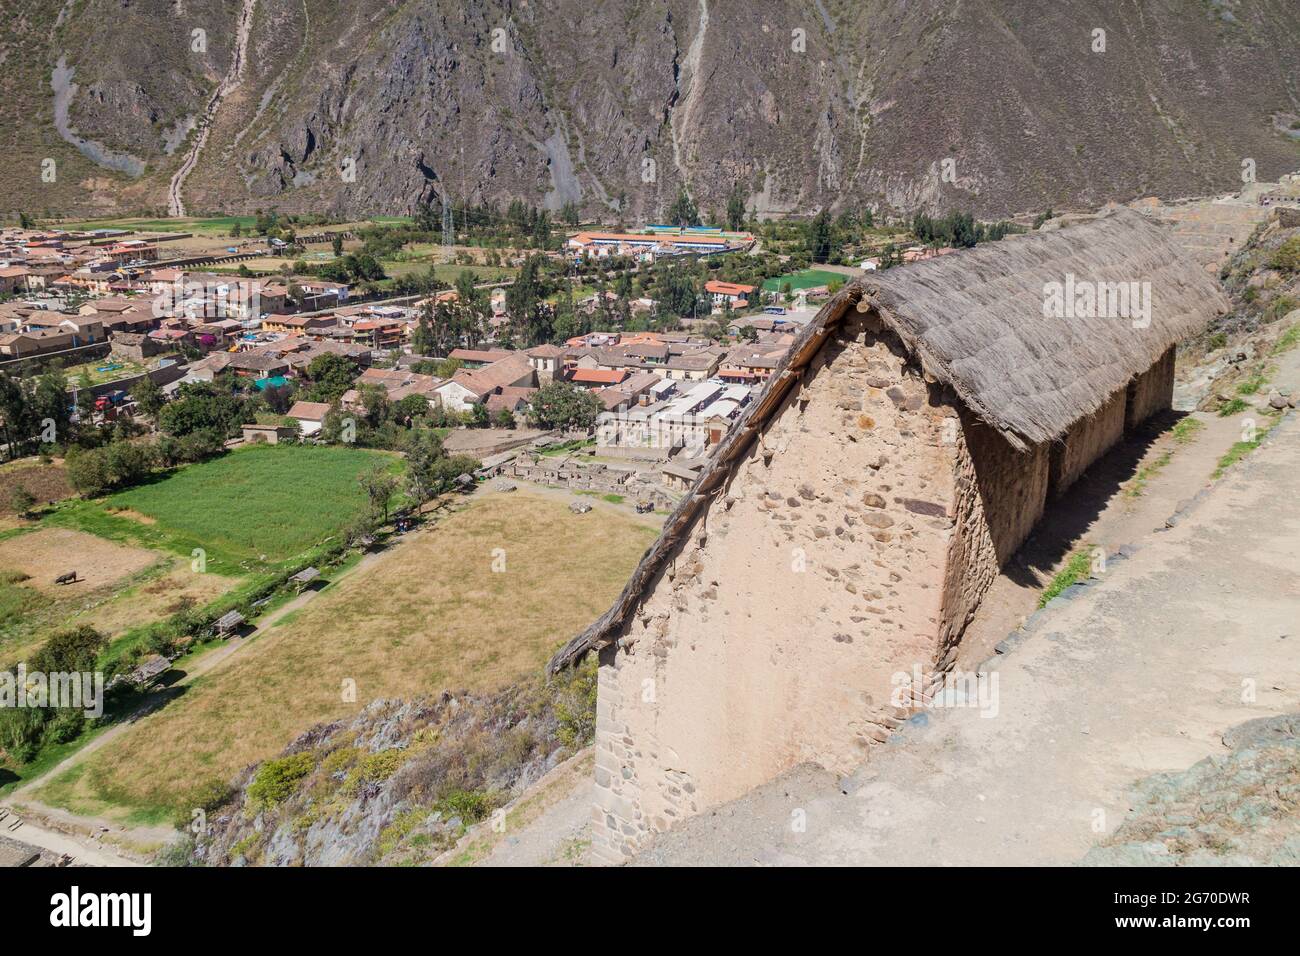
[100,444,399,564]
[761,268,844,293]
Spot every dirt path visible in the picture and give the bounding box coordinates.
[636,410,1300,865]
[958,344,1300,666]
[168,0,257,216]
[0,807,143,867]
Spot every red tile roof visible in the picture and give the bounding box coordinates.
[569,368,629,385]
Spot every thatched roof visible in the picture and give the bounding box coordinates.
[547,209,1227,672]
[862,208,1228,449]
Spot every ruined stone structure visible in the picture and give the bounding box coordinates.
[548,210,1229,862]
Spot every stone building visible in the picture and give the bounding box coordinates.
[547,210,1230,862]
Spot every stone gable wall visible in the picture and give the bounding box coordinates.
[591,313,961,862]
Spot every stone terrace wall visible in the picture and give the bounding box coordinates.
[591,313,962,862]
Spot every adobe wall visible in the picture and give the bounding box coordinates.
[1125,345,1175,431]
[936,415,1049,668]
[591,312,962,862]
[1048,388,1127,498]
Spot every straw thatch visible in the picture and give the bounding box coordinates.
[863,208,1229,449]
[547,209,1228,672]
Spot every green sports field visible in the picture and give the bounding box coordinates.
[761,268,844,293]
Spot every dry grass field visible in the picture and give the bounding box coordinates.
[39,489,659,818]
[0,459,73,514]
[0,529,238,668]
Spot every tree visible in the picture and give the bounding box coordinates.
[158,381,249,437]
[666,188,701,228]
[331,234,344,257]
[132,376,166,418]
[65,442,157,497]
[0,370,34,459]
[31,624,106,675]
[358,465,399,522]
[505,255,552,345]
[455,270,488,346]
[303,353,360,404]
[357,383,391,428]
[395,393,430,424]
[807,209,836,263]
[18,211,34,229]
[493,407,516,429]
[726,183,747,231]
[403,428,446,510]
[526,381,603,430]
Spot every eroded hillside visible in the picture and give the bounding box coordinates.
[4,0,1299,219]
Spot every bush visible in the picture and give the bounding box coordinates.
[434,788,496,824]
[1271,237,1300,274]
[64,441,157,497]
[554,662,598,749]
[247,752,317,810]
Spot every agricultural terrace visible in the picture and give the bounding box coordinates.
[37,489,660,821]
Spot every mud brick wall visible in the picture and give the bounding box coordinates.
[1048,388,1127,498]
[591,315,961,862]
[1125,345,1175,431]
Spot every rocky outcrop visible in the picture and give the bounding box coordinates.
[1082,714,1300,866]
[188,666,596,867]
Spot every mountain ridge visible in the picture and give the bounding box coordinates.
[3,0,1299,220]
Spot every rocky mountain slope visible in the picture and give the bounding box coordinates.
[4,0,1299,220]
[184,665,597,867]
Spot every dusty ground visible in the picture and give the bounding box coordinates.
[72,561,236,641]
[633,411,1299,865]
[0,527,157,594]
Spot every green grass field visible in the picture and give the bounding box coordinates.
[101,445,400,564]
[761,268,844,293]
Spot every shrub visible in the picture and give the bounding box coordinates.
[554,662,598,749]
[1270,237,1300,274]
[434,788,495,824]
[247,752,316,810]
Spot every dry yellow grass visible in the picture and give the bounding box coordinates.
[56,490,658,814]
[73,561,237,640]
